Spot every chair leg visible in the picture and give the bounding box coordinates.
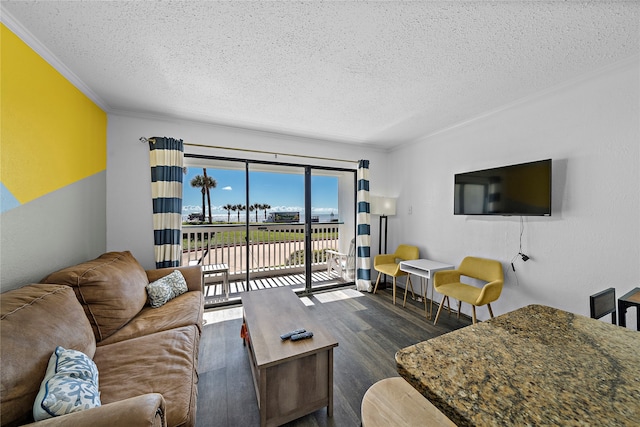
[403,281,409,307]
[434,296,445,325]
[457,301,461,319]
[373,272,382,294]
[393,277,397,305]
[446,296,451,315]
[471,306,477,324]
[487,303,494,318]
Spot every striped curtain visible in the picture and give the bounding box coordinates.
[356,160,372,292]
[149,137,184,268]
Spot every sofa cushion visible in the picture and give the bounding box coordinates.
[41,251,149,342]
[94,325,200,427]
[33,346,101,421]
[0,284,96,427]
[146,270,188,308]
[98,290,204,346]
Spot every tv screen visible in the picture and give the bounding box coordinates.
[454,159,552,216]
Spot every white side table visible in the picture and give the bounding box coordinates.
[399,259,454,320]
[202,263,230,298]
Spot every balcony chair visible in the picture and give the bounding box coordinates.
[589,287,617,324]
[373,244,419,305]
[433,256,504,325]
[326,238,356,281]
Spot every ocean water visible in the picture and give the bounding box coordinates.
[183,213,339,223]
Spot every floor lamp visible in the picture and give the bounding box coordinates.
[371,196,397,287]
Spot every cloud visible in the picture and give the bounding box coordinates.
[312,207,338,214]
[270,206,303,212]
[182,205,202,212]
[222,186,232,191]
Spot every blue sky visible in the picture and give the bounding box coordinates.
[182,167,338,218]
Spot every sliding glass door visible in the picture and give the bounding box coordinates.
[247,163,307,291]
[182,154,356,305]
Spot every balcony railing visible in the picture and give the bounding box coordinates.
[182,223,344,282]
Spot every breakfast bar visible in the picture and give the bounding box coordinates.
[395,304,640,426]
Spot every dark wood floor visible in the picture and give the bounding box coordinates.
[195,286,471,427]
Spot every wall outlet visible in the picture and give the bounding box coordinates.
[408,206,413,215]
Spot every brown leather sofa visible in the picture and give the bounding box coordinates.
[0,251,203,427]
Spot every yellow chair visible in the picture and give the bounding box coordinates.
[433,256,504,325]
[373,245,419,305]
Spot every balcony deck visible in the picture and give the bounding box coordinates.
[203,270,350,306]
[183,223,354,306]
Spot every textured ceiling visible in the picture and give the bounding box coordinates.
[2,1,639,149]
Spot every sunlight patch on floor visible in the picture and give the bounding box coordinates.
[300,296,315,306]
[203,306,243,326]
[314,288,364,304]
[202,288,364,326]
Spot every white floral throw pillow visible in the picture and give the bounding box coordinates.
[33,346,101,421]
[146,269,188,308]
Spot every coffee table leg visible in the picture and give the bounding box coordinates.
[259,367,267,427]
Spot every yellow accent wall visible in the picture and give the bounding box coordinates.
[1,23,106,205]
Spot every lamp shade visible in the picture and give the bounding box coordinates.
[370,196,397,216]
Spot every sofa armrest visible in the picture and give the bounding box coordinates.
[23,393,166,427]
[147,265,203,293]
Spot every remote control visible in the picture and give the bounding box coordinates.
[290,331,314,341]
[280,328,306,340]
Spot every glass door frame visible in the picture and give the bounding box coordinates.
[185,153,357,296]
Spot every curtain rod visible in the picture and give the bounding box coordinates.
[139,137,357,164]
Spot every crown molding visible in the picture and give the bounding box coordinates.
[109,108,392,153]
[399,53,640,150]
[1,5,111,112]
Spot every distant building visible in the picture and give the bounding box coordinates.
[266,212,300,223]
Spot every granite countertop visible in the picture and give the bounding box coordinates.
[395,304,640,426]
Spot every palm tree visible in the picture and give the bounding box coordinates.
[262,203,271,221]
[231,205,238,223]
[202,169,217,223]
[235,204,244,222]
[252,203,261,223]
[190,171,217,223]
[223,203,234,223]
[190,175,206,222]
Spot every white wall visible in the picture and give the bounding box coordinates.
[106,58,638,328]
[0,173,106,291]
[106,115,389,269]
[387,57,639,327]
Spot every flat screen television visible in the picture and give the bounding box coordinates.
[454,159,552,216]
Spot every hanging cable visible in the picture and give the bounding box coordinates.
[511,217,529,277]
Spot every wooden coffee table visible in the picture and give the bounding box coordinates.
[241,287,338,427]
